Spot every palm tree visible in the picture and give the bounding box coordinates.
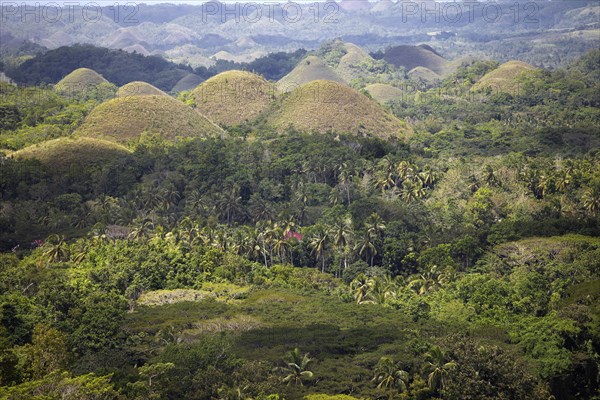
[408,265,441,295]
[272,231,290,264]
[331,216,353,273]
[365,213,386,238]
[279,348,314,386]
[355,230,378,267]
[337,162,354,205]
[368,278,397,305]
[483,165,501,187]
[372,356,410,400]
[41,234,69,264]
[419,167,436,189]
[129,219,154,241]
[555,174,570,193]
[350,274,374,304]
[582,186,600,216]
[396,160,415,183]
[400,180,426,204]
[218,184,243,224]
[374,170,395,194]
[423,346,457,393]
[308,225,329,273]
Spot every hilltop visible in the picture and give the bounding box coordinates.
[12,137,132,172]
[191,70,276,126]
[277,55,346,93]
[54,68,109,93]
[76,95,225,144]
[116,81,167,97]
[265,80,411,138]
[471,60,536,95]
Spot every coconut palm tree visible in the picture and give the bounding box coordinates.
[372,356,410,400]
[483,165,501,187]
[355,230,378,267]
[41,234,69,264]
[396,160,415,183]
[308,225,329,273]
[330,216,353,273]
[423,346,457,393]
[337,162,354,205]
[350,274,375,304]
[582,186,600,216]
[400,180,426,204]
[419,167,436,188]
[279,348,314,386]
[217,184,243,224]
[408,265,442,295]
[129,219,154,241]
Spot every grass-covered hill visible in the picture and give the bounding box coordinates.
[382,45,455,76]
[116,81,168,97]
[191,70,276,126]
[277,56,346,93]
[76,95,225,144]
[266,80,412,138]
[364,83,405,104]
[11,137,132,172]
[54,68,109,92]
[471,60,537,95]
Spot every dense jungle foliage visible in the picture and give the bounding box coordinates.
[0,49,599,400]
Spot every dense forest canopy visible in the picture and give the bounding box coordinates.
[0,12,599,398]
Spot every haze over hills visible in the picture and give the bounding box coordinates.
[76,95,226,143]
[266,80,411,138]
[1,1,598,69]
